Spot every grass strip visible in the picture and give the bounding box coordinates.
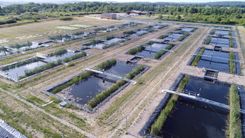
[227,84,242,138]
[150,75,189,136]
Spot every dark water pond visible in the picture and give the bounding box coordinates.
[160,76,230,138]
[196,49,239,73]
[63,61,139,105]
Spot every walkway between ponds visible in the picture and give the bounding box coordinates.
[182,66,245,86]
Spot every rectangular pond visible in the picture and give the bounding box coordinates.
[0,58,46,81]
[150,75,231,138]
[210,37,230,48]
[192,48,240,74]
[52,61,143,106]
[163,33,183,42]
[43,51,76,63]
[214,29,230,37]
[135,43,172,59]
[180,27,195,32]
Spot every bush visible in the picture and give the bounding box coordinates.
[154,45,174,59]
[49,49,67,56]
[203,36,211,44]
[0,18,17,25]
[150,76,189,136]
[126,65,145,79]
[2,58,40,71]
[50,59,116,94]
[229,37,234,48]
[178,32,190,41]
[50,71,93,94]
[229,52,236,74]
[87,80,127,109]
[95,59,116,70]
[59,17,73,21]
[191,47,205,66]
[127,46,145,55]
[227,84,242,138]
[63,52,87,63]
[20,60,63,79]
[10,41,32,49]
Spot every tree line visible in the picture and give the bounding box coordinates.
[0,2,245,25]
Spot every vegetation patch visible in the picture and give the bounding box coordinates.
[154,45,174,59]
[59,16,73,21]
[19,60,63,79]
[229,37,234,48]
[203,36,211,44]
[150,76,189,136]
[63,52,87,63]
[127,46,145,55]
[226,84,242,138]
[178,32,190,41]
[191,47,205,66]
[48,49,67,56]
[10,41,32,49]
[1,57,41,71]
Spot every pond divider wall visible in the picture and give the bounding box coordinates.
[139,74,184,136]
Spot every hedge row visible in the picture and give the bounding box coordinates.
[49,49,67,56]
[10,41,32,49]
[95,59,116,70]
[50,71,93,94]
[20,60,63,79]
[191,47,205,66]
[154,45,174,59]
[150,76,189,136]
[227,84,242,138]
[229,52,236,74]
[63,52,87,63]
[87,80,127,109]
[229,37,234,48]
[2,58,40,71]
[177,32,190,41]
[127,46,145,55]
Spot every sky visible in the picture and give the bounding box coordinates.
[1,0,245,3]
